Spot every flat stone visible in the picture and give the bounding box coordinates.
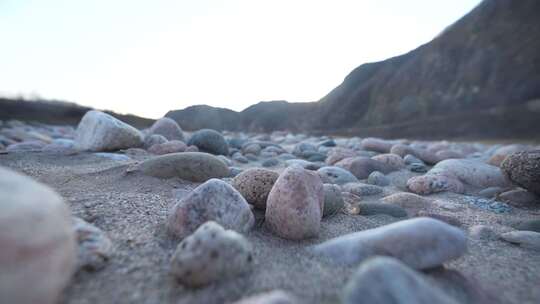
[137,152,229,182]
[342,257,458,304]
[317,166,359,185]
[170,221,253,287]
[0,166,76,304]
[167,179,255,239]
[74,110,143,151]
[148,140,187,155]
[357,202,408,218]
[361,138,394,153]
[342,183,383,196]
[233,290,298,304]
[232,168,279,210]
[311,217,467,269]
[325,147,357,165]
[513,219,540,233]
[367,171,390,186]
[265,166,324,240]
[371,153,406,170]
[500,231,540,250]
[498,189,539,207]
[335,157,394,179]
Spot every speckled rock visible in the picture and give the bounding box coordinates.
[323,184,344,217]
[187,129,229,155]
[500,231,540,250]
[488,144,530,167]
[342,183,383,196]
[381,193,432,216]
[148,117,184,141]
[317,166,359,185]
[335,157,393,179]
[170,221,253,287]
[367,171,390,186]
[73,217,112,271]
[265,166,324,240]
[167,179,255,238]
[342,257,458,304]
[361,138,394,153]
[372,153,405,170]
[138,152,229,182]
[407,174,464,194]
[148,140,187,155]
[233,290,298,304]
[232,168,279,210]
[501,150,540,195]
[357,202,408,217]
[0,166,76,304]
[311,217,467,269]
[74,110,143,151]
[325,147,357,165]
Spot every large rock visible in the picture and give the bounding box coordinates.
[501,150,540,195]
[148,117,184,141]
[74,110,143,151]
[317,166,359,185]
[342,257,458,304]
[311,217,466,269]
[265,166,324,240]
[232,168,279,210]
[167,179,254,238]
[137,152,229,182]
[0,166,76,304]
[335,157,393,179]
[170,221,253,287]
[187,129,229,155]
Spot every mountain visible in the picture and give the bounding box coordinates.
[0,98,154,128]
[167,0,540,139]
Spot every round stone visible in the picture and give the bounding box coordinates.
[187,129,229,155]
[501,150,540,195]
[232,168,279,210]
[148,140,187,155]
[323,184,344,217]
[335,157,394,179]
[148,117,184,141]
[367,171,390,186]
[317,166,359,185]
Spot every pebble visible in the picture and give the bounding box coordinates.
[500,231,540,251]
[232,152,249,163]
[323,184,344,217]
[73,217,112,271]
[416,211,462,227]
[371,153,406,170]
[94,152,131,161]
[6,140,46,152]
[513,219,540,233]
[478,186,504,199]
[242,143,262,155]
[0,166,76,304]
[292,142,317,158]
[335,157,393,179]
[488,144,530,166]
[233,290,298,304]
[409,163,429,173]
[342,183,383,196]
[74,110,143,151]
[42,138,77,154]
[265,166,324,240]
[170,221,253,287]
[361,137,394,153]
[342,257,458,304]
[317,166,359,185]
[430,159,509,188]
[404,154,424,165]
[311,217,467,269]
[468,225,498,240]
[148,140,187,155]
[262,158,280,167]
[407,174,464,194]
[367,171,390,186]
[187,129,229,155]
[501,150,540,195]
[463,196,512,213]
[232,168,279,210]
[167,179,255,238]
[357,202,408,217]
[325,147,357,165]
[144,133,168,148]
[381,192,432,216]
[148,117,185,141]
[498,189,539,207]
[137,152,229,182]
[285,159,322,170]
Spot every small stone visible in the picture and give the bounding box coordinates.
[416,211,462,227]
[0,166,76,304]
[262,158,280,167]
[409,163,428,173]
[342,183,383,196]
[187,129,229,155]
[488,144,530,167]
[478,187,504,199]
[498,189,539,207]
[170,221,253,287]
[404,154,424,165]
[144,134,168,148]
[185,145,199,152]
[367,171,390,186]
[265,166,324,240]
[371,153,405,170]
[436,150,464,160]
[431,159,509,189]
[94,152,131,161]
[285,159,322,170]
[148,140,187,155]
[73,217,112,271]
[407,174,464,194]
[232,152,249,163]
[357,202,408,217]
[325,147,357,165]
[513,219,540,233]
[232,168,279,210]
[6,140,46,152]
[317,166,359,185]
[342,257,458,304]
[167,179,254,238]
[469,225,498,240]
[381,192,432,216]
[500,231,540,250]
[311,217,467,269]
[292,142,317,158]
[323,184,344,217]
[335,157,393,179]
[74,110,143,151]
[229,167,243,177]
[233,290,298,304]
[148,117,184,141]
[463,196,512,213]
[138,152,229,182]
[501,150,540,195]
[242,143,262,155]
[42,138,77,154]
[361,137,394,153]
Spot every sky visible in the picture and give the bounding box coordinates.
[0,0,482,119]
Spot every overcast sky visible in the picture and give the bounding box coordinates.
[0,0,481,118]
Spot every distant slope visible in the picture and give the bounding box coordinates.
[167,0,540,139]
[0,98,154,128]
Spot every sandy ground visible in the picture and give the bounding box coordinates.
[1,151,539,304]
